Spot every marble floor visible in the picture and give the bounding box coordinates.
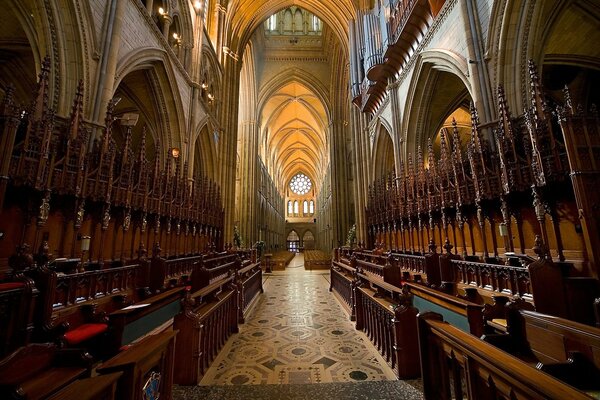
[174,253,423,399]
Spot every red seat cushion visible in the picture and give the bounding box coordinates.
[64,323,108,345]
[0,282,25,291]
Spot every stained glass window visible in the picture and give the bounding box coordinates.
[289,173,312,195]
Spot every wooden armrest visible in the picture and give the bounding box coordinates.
[537,352,600,391]
[47,372,123,400]
[17,367,89,400]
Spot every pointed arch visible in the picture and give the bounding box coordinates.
[402,51,473,159]
[114,47,187,154]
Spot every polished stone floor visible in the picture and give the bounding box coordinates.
[175,254,423,399]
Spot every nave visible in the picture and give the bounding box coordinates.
[174,253,423,399]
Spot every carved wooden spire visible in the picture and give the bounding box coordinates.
[69,80,85,140]
[30,56,51,121]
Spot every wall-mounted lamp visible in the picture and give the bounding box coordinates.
[158,7,167,16]
[172,32,182,46]
[201,82,208,89]
[194,1,202,11]
[171,147,181,159]
[207,93,215,102]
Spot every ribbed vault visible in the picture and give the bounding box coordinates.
[260,81,328,192]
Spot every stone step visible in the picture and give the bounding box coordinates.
[174,380,423,400]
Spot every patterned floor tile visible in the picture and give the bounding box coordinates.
[199,254,397,385]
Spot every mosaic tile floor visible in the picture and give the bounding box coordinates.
[198,254,400,386]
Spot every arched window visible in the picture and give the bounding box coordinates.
[268,14,277,31]
[309,200,314,214]
[294,200,299,214]
[303,201,308,214]
[288,201,293,215]
[312,15,320,32]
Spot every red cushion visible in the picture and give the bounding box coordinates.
[64,323,108,345]
[185,285,192,291]
[0,282,25,291]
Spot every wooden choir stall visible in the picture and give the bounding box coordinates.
[0,59,264,399]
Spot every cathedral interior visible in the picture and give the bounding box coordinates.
[0,0,600,399]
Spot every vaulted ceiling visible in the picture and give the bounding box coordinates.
[260,81,328,190]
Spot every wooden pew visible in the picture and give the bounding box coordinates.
[173,276,239,385]
[406,282,484,336]
[108,286,186,354]
[418,312,593,400]
[484,308,600,394]
[304,250,331,271]
[96,330,177,400]
[0,343,93,400]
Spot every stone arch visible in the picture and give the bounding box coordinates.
[371,122,395,182]
[2,1,53,106]
[402,53,473,159]
[226,0,355,58]
[200,46,223,112]
[192,119,218,180]
[114,48,187,156]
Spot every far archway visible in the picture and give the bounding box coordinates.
[286,230,300,252]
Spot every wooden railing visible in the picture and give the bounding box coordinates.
[148,254,202,293]
[391,253,426,275]
[452,258,533,298]
[239,264,262,321]
[330,267,354,313]
[173,275,239,385]
[355,285,420,378]
[418,312,592,400]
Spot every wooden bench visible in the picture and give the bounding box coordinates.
[0,343,92,399]
[304,250,331,271]
[96,330,177,400]
[484,308,600,394]
[405,281,484,336]
[108,286,186,354]
[418,312,593,400]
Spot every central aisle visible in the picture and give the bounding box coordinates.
[199,253,398,385]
